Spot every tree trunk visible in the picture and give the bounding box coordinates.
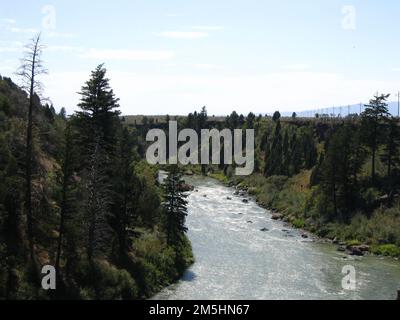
[333,183,338,217]
[56,125,72,274]
[25,54,39,282]
[55,177,67,274]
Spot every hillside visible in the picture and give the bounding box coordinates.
[0,73,193,300]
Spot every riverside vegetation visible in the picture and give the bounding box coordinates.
[0,35,193,299]
[127,100,400,258]
[164,102,400,258]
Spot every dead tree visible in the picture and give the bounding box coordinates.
[16,33,47,271]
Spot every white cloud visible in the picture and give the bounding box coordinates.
[0,41,23,53]
[7,26,38,34]
[80,49,175,61]
[157,31,209,39]
[0,18,16,24]
[0,47,20,53]
[0,58,18,73]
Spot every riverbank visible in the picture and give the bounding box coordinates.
[133,231,194,298]
[206,170,400,259]
[154,175,400,300]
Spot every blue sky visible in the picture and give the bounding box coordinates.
[1,0,400,115]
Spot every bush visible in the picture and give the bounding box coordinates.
[346,239,361,247]
[361,187,381,209]
[77,260,139,300]
[292,218,305,229]
[133,231,193,297]
[371,244,400,257]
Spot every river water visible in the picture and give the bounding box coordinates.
[154,176,400,300]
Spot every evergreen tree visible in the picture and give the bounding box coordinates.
[111,126,138,255]
[264,121,283,176]
[381,117,400,178]
[272,111,281,122]
[85,138,111,262]
[281,130,290,175]
[163,166,188,245]
[361,94,390,183]
[289,133,302,175]
[319,125,365,221]
[74,64,121,262]
[59,107,67,119]
[199,106,208,129]
[246,112,256,129]
[76,64,120,150]
[55,123,77,275]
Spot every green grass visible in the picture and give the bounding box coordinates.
[208,172,230,184]
[292,218,305,229]
[371,244,400,257]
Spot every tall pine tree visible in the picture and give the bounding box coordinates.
[163,166,188,246]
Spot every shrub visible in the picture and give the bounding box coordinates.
[292,218,305,229]
[77,260,139,300]
[371,244,400,257]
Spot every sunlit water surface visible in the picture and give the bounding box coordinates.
[153,176,400,300]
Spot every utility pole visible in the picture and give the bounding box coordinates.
[397,91,400,118]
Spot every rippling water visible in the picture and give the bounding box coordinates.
[153,176,400,300]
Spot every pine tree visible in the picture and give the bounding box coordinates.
[289,133,302,175]
[75,64,121,262]
[246,112,256,129]
[272,111,281,122]
[264,120,283,176]
[163,166,188,246]
[85,138,111,262]
[282,130,290,175]
[55,122,76,275]
[111,126,138,255]
[319,125,365,221]
[361,94,390,183]
[381,117,400,178]
[76,64,120,150]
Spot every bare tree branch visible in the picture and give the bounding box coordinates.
[15,33,48,98]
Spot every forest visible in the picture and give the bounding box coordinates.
[128,93,400,257]
[1,34,400,300]
[0,36,193,299]
[169,100,400,257]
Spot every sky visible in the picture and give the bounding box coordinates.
[1,0,400,116]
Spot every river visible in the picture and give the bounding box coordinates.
[153,175,400,300]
